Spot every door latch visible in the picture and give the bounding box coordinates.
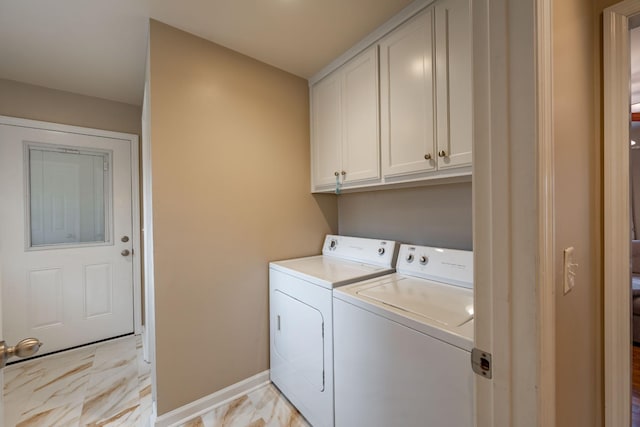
[471,348,492,379]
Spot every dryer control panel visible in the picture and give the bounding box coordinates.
[322,235,398,268]
[396,244,473,289]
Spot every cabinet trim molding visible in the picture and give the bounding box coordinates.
[309,0,435,86]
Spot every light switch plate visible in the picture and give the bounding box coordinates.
[563,246,576,295]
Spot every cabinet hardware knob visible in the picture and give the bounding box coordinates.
[424,153,432,160]
[341,171,346,176]
[438,150,447,157]
[334,171,339,177]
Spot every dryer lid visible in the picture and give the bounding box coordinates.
[357,276,474,327]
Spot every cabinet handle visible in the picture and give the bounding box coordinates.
[438,150,447,157]
[424,153,432,160]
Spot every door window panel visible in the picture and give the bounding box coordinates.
[28,145,111,247]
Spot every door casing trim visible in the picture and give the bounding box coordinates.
[603,1,640,426]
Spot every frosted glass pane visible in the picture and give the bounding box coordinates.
[29,147,107,246]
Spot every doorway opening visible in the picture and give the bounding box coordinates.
[0,116,142,358]
[603,2,640,426]
[630,16,640,425]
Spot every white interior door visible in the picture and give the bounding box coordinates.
[0,122,134,358]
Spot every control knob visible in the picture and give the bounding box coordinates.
[378,247,385,256]
[419,256,428,265]
[329,239,337,250]
[406,254,414,263]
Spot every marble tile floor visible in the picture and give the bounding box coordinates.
[178,383,310,427]
[3,334,152,427]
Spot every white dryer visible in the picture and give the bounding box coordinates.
[269,235,398,427]
[333,244,474,427]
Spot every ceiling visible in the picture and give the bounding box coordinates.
[0,0,413,106]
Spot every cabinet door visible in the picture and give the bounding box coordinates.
[341,46,380,185]
[311,72,342,189]
[435,0,472,170]
[380,8,436,178]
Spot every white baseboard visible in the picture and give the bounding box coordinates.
[154,370,270,427]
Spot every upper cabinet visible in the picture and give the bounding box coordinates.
[379,8,437,179]
[311,46,380,192]
[380,0,471,182]
[310,0,471,193]
[434,0,472,171]
[311,71,342,189]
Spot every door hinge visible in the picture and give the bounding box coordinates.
[471,348,492,379]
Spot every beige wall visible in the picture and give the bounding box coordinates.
[0,78,141,135]
[148,20,337,415]
[337,182,472,250]
[553,0,602,424]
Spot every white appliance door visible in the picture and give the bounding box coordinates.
[334,298,473,427]
[269,269,333,427]
[0,123,134,357]
[273,290,324,391]
[357,277,474,326]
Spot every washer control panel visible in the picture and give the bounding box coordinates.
[322,235,398,267]
[396,244,473,289]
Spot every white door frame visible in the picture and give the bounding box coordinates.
[535,0,556,426]
[0,115,143,340]
[473,0,555,425]
[603,2,640,426]
[0,263,4,421]
[142,42,159,425]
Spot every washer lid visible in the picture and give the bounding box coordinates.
[270,255,394,289]
[357,276,474,327]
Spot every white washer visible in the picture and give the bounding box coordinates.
[269,235,398,427]
[333,244,474,427]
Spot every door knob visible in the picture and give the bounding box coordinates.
[0,338,43,368]
[424,153,432,160]
[438,150,447,157]
[121,249,130,256]
[121,236,130,243]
